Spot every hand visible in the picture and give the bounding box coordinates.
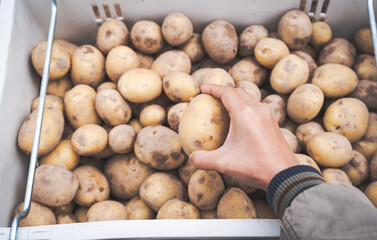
[189,84,298,190]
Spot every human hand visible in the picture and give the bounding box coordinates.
[189,84,298,190]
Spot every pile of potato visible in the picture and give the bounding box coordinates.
[15,9,377,226]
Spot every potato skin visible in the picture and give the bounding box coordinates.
[54,39,78,58]
[40,140,80,170]
[46,75,73,99]
[354,27,374,55]
[293,51,318,78]
[295,121,325,149]
[178,160,197,185]
[105,46,139,82]
[163,72,199,102]
[318,38,356,67]
[281,128,300,153]
[341,150,369,186]
[253,199,278,219]
[167,102,189,132]
[352,54,377,81]
[108,124,136,154]
[97,19,128,54]
[364,182,377,208]
[310,21,332,47]
[125,197,155,220]
[97,82,117,92]
[87,200,128,221]
[179,94,230,155]
[350,80,377,110]
[294,154,321,173]
[322,168,352,185]
[230,58,267,86]
[236,81,261,101]
[136,51,154,69]
[202,20,238,64]
[71,124,108,156]
[162,12,193,46]
[370,153,377,182]
[157,199,200,219]
[202,68,235,87]
[217,188,257,219]
[179,33,205,62]
[222,174,257,194]
[56,213,77,224]
[31,95,63,112]
[262,94,286,125]
[74,207,89,222]
[200,209,218,219]
[32,164,79,207]
[151,50,191,78]
[254,38,290,69]
[131,20,164,54]
[15,201,56,227]
[239,25,268,57]
[353,113,377,160]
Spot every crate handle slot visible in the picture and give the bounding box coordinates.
[300,0,330,21]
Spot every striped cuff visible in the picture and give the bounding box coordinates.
[266,165,324,218]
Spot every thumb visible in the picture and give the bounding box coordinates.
[189,149,222,172]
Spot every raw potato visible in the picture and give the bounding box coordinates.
[294,154,321,173]
[134,125,185,170]
[104,154,154,200]
[354,27,374,54]
[352,54,377,81]
[324,98,369,143]
[191,68,212,87]
[31,95,64,112]
[230,58,267,86]
[64,84,102,128]
[109,124,136,154]
[87,200,128,221]
[295,121,325,149]
[57,213,77,224]
[95,89,132,126]
[350,80,377,110]
[97,81,117,92]
[46,75,73,99]
[129,119,142,134]
[157,199,200,219]
[54,39,78,58]
[307,132,352,167]
[118,68,162,103]
[53,201,75,215]
[179,94,230,155]
[353,113,377,160]
[74,207,89,222]
[217,188,257,219]
[162,12,193,46]
[40,140,80,170]
[322,168,352,185]
[281,128,300,153]
[311,64,358,98]
[168,102,189,131]
[202,20,238,64]
[71,45,105,87]
[262,94,286,125]
[151,50,191,78]
[71,124,108,156]
[239,25,268,57]
[278,10,312,50]
[15,201,56,227]
[136,52,154,69]
[163,72,199,102]
[254,38,290,69]
[97,19,128,54]
[131,20,164,54]
[32,164,79,207]
[125,197,155,220]
[318,38,356,67]
[188,170,225,211]
[341,150,369,186]
[200,210,217,219]
[202,68,235,87]
[179,33,205,62]
[139,172,187,211]
[105,46,139,82]
[287,84,324,123]
[297,44,318,60]
[253,199,278,219]
[31,42,70,80]
[73,166,110,206]
[236,81,261,101]
[18,108,64,155]
[139,104,166,127]
[293,51,318,78]
[310,21,332,47]
[270,54,309,94]
[281,118,297,133]
[178,160,196,185]
[365,182,377,208]
[222,174,257,194]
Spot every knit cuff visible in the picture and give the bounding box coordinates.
[266,165,324,218]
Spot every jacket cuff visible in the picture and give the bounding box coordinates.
[266,165,324,218]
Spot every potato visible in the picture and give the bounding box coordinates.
[46,75,73,99]
[278,10,312,50]
[287,84,324,123]
[15,201,56,227]
[324,98,369,143]
[40,140,79,170]
[318,38,356,67]
[157,199,199,219]
[322,168,352,185]
[350,80,377,110]
[73,166,110,206]
[191,68,212,87]
[201,20,237,64]
[64,84,102,128]
[140,172,187,211]
[202,68,235,87]
[32,164,78,207]
[97,19,128,54]
[262,94,286,125]
[108,124,136,154]
[178,160,196,185]
[151,50,191,78]
[352,54,377,81]
[179,94,230,155]
[230,58,267,86]
[118,68,162,103]
[294,154,321,173]
[269,31,278,38]
[370,153,377,181]
[139,104,166,127]
[217,188,257,219]
[87,200,127,221]
[270,54,309,94]
[56,213,77,224]
[341,150,369,186]
[307,132,352,167]
[281,128,300,153]
[253,199,278,219]
[136,52,154,69]
[365,182,377,208]
[168,102,189,132]
[135,125,185,170]
[71,45,105,87]
[179,33,205,62]
[53,201,75,215]
[353,113,377,160]
[131,20,164,54]
[354,27,374,54]
[31,42,70,80]
[74,207,89,222]
[281,118,297,133]
[18,108,64,155]
[105,46,139,82]
[54,39,78,58]
[125,197,155,220]
[129,119,142,134]
[97,81,117,92]
[292,51,318,78]
[104,154,154,200]
[163,72,199,102]
[236,81,261,101]
[310,21,332,47]
[295,121,325,149]
[193,57,224,71]
[71,124,108,156]
[188,170,225,211]
[162,12,193,46]
[254,38,290,69]
[222,174,257,194]
[239,25,268,57]
[297,44,318,60]
[200,210,217,219]
[31,95,63,113]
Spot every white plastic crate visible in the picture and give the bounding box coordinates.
[0,0,374,239]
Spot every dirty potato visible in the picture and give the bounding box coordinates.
[292,51,318,78]
[365,182,377,208]
[31,95,64,113]
[202,68,235,87]
[108,124,136,154]
[354,27,374,54]
[281,128,300,153]
[295,121,325,149]
[97,19,129,54]
[341,150,369,186]
[294,154,321,173]
[151,50,191,78]
[139,104,166,127]
[178,160,196,185]
[353,113,377,160]
[322,168,352,185]
[105,46,139,82]
[236,81,261,101]
[254,38,290,69]
[217,188,257,219]
[162,12,193,46]
[310,21,332,47]
[56,213,77,224]
[40,140,79,170]
[350,80,377,110]
[71,124,108,156]
[163,72,199,102]
[253,199,278,219]
[131,20,164,54]
[239,25,268,57]
[136,51,154,69]
[46,75,73,99]
[191,68,212,87]
[87,200,127,221]
[352,54,377,81]
[167,102,189,132]
[262,94,286,125]
[74,207,89,222]
[157,199,200,219]
[230,58,267,86]
[129,119,143,134]
[125,197,155,220]
[179,33,205,62]
[54,39,78,58]
[318,38,356,67]
[97,81,117,92]
[15,201,56,227]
